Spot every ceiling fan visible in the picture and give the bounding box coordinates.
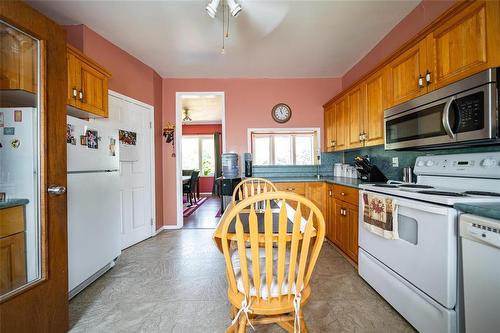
[205,0,289,53]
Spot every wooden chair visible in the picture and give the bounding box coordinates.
[219,191,325,333]
[183,170,200,206]
[232,178,278,201]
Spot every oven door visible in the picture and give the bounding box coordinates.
[358,191,458,308]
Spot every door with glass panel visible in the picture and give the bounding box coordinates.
[0,2,68,332]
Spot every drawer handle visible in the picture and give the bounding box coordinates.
[287,188,295,191]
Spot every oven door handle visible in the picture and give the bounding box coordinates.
[442,96,456,139]
[393,199,451,216]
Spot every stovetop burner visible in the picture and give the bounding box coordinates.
[418,190,466,197]
[373,184,400,188]
[463,191,500,197]
[399,184,434,189]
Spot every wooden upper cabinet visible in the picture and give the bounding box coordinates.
[67,45,111,118]
[347,86,364,149]
[387,39,428,107]
[427,0,500,90]
[362,69,386,147]
[0,25,37,94]
[334,97,347,151]
[324,104,336,152]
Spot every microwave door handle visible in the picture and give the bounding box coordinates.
[442,96,456,139]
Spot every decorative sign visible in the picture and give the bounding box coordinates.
[3,127,14,135]
[14,110,22,122]
[119,130,137,146]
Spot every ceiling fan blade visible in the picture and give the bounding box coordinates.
[236,1,289,37]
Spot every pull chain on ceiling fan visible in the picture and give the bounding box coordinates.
[206,0,242,54]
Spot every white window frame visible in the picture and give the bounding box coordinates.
[181,134,215,176]
[247,128,320,166]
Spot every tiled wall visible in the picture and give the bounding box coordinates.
[253,144,500,181]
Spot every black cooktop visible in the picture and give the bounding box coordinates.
[399,184,434,189]
[463,191,500,197]
[418,190,466,197]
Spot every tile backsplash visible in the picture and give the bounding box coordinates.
[252,144,500,181]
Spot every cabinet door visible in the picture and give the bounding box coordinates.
[333,199,348,248]
[334,97,347,151]
[427,1,500,90]
[305,182,326,215]
[387,39,428,107]
[344,202,359,263]
[0,25,36,93]
[80,61,108,117]
[0,233,27,295]
[67,51,81,108]
[347,86,364,149]
[324,105,336,152]
[326,185,335,242]
[363,69,386,147]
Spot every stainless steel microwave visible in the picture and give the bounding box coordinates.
[384,68,499,150]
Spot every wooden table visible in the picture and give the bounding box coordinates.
[212,200,316,253]
[182,175,200,201]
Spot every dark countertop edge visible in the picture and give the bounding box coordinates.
[454,202,500,221]
[0,199,30,209]
[264,177,367,189]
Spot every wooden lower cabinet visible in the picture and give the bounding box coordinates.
[0,205,27,295]
[327,185,359,263]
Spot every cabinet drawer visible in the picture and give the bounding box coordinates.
[0,206,25,238]
[333,185,359,206]
[275,182,306,195]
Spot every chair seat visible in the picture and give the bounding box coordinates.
[231,248,297,300]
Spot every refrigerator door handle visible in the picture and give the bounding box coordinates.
[48,185,66,196]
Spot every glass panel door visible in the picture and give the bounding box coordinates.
[0,20,41,298]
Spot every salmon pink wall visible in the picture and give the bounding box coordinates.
[64,25,164,231]
[161,78,342,225]
[342,0,455,88]
[182,124,223,193]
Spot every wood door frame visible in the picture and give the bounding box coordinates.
[174,91,226,229]
[108,90,156,238]
[0,2,69,332]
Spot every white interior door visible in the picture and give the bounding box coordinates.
[107,93,154,249]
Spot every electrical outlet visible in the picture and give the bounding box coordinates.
[392,157,399,167]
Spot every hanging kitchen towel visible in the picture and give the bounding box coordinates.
[362,192,398,240]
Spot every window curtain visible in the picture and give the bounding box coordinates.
[212,132,222,196]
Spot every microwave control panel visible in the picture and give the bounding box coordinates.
[455,92,484,133]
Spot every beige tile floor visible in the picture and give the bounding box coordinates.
[69,229,415,332]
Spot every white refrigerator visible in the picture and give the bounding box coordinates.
[67,115,121,298]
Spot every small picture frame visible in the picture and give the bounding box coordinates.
[80,135,87,146]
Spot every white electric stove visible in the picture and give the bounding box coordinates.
[358,152,500,333]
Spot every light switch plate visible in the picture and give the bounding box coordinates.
[392,157,399,167]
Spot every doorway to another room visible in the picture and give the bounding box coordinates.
[176,92,225,229]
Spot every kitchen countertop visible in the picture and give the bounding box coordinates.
[454,202,500,221]
[265,176,374,189]
[0,198,29,210]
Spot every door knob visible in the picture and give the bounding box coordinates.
[48,185,66,196]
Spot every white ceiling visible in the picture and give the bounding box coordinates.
[181,94,223,123]
[28,0,419,78]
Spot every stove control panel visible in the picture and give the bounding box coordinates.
[415,152,500,178]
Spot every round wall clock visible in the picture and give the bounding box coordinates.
[271,103,292,123]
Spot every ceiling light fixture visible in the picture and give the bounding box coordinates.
[206,0,241,18]
[205,0,220,18]
[182,108,192,122]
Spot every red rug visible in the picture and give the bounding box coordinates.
[183,197,208,217]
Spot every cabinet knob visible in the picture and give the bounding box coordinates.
[79,90,84,102]
[72,87,77,98]
[331,140,336,147]
[328,190,332,196]
[341,192,345,196]
[48,185,66,196]
[418,75,424,88]
[425,70,432,85]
